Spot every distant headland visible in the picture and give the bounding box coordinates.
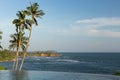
[0,50,61,62]
[27,51,61,57]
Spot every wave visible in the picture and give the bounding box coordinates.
[56,59,80,63]
[26,57,80,63]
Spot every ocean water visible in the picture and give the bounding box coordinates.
[0,53,120,75]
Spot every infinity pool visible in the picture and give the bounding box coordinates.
[0,70,120,80]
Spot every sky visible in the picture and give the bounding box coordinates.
[0,0,120,52]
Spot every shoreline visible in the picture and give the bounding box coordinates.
[0,53,61,62]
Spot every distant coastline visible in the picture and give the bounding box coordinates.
[27,51,61,57]
[0,50,61,62]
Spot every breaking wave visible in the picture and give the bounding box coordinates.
[56,59,80,63]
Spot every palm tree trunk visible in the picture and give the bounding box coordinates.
[12,48,16,70]
[13,29,23,71]
[14,47,20,70]
[13,47,19,70]
[19,27,32,71]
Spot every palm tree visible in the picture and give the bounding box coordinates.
[9,33,28,70]
[19,3,45,70]
[0,31,3,49]
[24,3,45,25]
[12,11,29,70]
[9,34,18,51]
[9,33,28,51]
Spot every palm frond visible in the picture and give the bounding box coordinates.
[9,44,17,50]
[26,2,45,26]
[9,33,28,51]
[33,18,38,26]
[38,10,45,16]
[12,19,20,24]
[27,7,31,11]
[0,36,2,39]
[19,11,25,19]
[0,45,3,49]
[23,10,31,16]
[0,31,3,34]
[22,45,26,51]
[26,19,34,27]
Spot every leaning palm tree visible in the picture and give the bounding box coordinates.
[9,33,28,70]
[9,33,28,51]
[19,3,45,70]
[24,3,45,25]
[0,31,3,49]
[9,34,18,51]
[12,11,29,70]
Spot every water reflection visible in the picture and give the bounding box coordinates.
[9,70,29,80]
[0,70,120,80]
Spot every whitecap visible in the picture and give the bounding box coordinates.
[56,59,80,63]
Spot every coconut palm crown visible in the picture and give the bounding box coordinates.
[24,3,45,26]
[9,33,28,51]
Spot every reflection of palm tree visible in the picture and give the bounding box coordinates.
[0,31,3,49]
[12,11,30,70]
[9,33,28,70]
[19,3,45,70]
[9,71,29,80]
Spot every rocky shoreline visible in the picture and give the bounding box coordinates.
[27,53,61,57]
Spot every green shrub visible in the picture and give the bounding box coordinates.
[0,65,8,70]
[114,72,120,76]
[0,50,15,61]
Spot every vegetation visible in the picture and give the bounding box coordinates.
[114,72,120,76]
[0,50,15,62]
[9,33,28,51]
[19,2,45,71]
[9,33,28,70]
[11,2,45,71]
[0,50,59,70]
[0,31,3,49]
[27,51,61,57]
[0,65,7,70]
[0,50,60,62]
[0,2,45,71]
[12,11,30,70]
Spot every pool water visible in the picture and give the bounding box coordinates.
[0,70,120,80]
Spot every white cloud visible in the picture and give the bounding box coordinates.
[88,29,120,37]
[55,17,120,37]
[77,17,120,26]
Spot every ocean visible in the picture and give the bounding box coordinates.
[0,53,120,75]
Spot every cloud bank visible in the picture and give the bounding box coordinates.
[55,17,120,37]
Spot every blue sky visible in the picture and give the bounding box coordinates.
[0,0,120,52]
